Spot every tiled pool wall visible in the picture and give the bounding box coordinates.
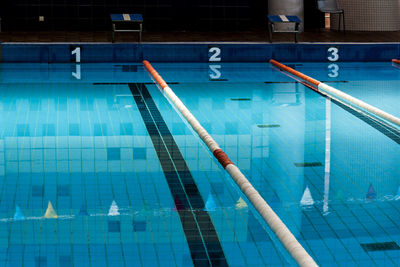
[0,43,399,63]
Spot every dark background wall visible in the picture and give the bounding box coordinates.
[0,0,322,31]
[304,0,324,30]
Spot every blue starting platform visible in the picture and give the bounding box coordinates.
[110,14,143,43]
[267,15,301,43]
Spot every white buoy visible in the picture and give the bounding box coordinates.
[235,197,248,209]
[13,205,25,221]
[204,194,217,211]
[108,200,120,216]
[301,187,314,206]
[44,201,58,219]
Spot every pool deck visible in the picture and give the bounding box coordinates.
[0,29,399,43]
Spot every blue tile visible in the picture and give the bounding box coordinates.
[30,100,41,111]
[17,124,30,136]
[32,185,43,197]
[120,123,133,135]
[94,123,107,136]
[247,213,269,242]
[108,221,120,232]
[107,148,120,161]
[133,220,146,232]
[133,148,146,159]
[211,182,224,195]
[57,185,70,197]
[59,256,72,267]
[42,124,55,136]
[35,256,47,267]
[224,122,238,134]
[69,124,80,136]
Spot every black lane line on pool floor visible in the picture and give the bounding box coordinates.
[130,83,228,267]
[264,81,348,84]
[300,82,400,145]
[331,97,400,145]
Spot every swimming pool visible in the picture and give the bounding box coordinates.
[0,62,399,266]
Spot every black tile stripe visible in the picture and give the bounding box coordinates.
[361,242,400,252]
[286,64,303,68]
[330,98,400,145]
[294,162,323,167]
[298,81,400,145]
[257,124,280,128]
[230,98,251,101]
[130,83,228,267]
[209,79,228,81]
[264,81,348,84]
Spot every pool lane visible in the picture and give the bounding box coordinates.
[130,83,228,266]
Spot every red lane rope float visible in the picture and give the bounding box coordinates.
[270,59,400,128]
[143,60,168,89]
[392,59,400,65]
[212,149,233,168]
[270,59,321,86]
[142,60,318,267]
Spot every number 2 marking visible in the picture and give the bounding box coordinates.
[327,47,339,62]
[209,47,221,62]
[209,65,221,79]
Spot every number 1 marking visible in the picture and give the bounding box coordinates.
[72,65,81,80]
[72,47,81,63]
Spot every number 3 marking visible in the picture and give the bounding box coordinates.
[328,64,339,78]
[327,47,339,62]
[209,47,221,62]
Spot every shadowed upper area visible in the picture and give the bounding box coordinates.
[0,29,399,43]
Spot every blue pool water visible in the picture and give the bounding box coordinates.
[0,62,399,266]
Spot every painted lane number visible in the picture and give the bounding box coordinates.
[72,65,81,80]
[209,47,221,62]
[72,47,81,63]
[327,47,339,62]
[209,65,222,79]
[328,64,339,78]
[71,47,81,80]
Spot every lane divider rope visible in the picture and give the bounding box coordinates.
[142,60,318,267]
[392,59,400,65]
[270,59,400,128]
